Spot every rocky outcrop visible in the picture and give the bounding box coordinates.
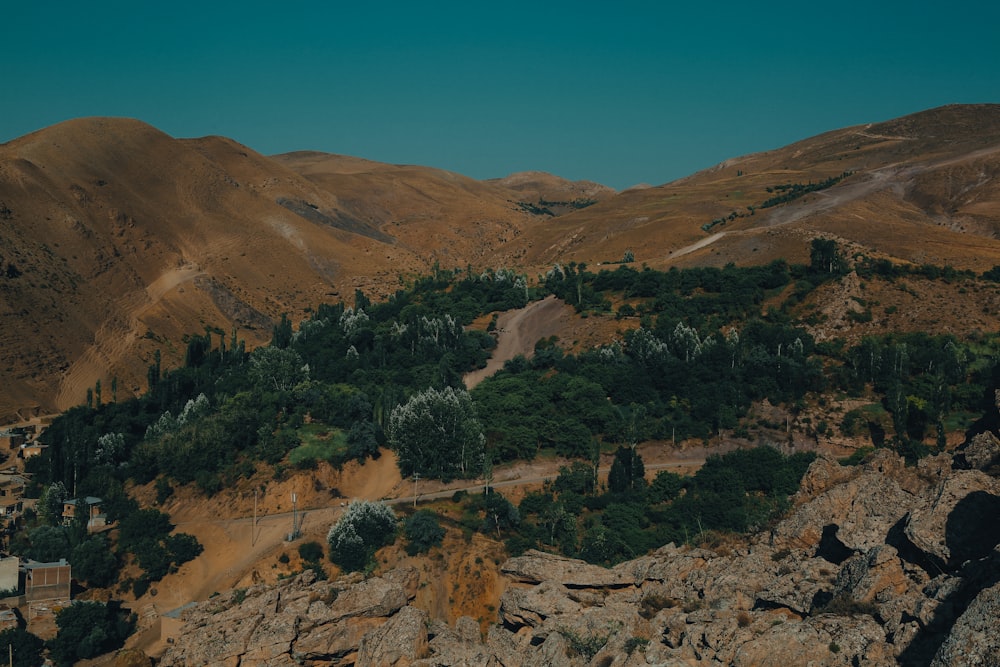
[930,568,1000,667]
[158,569,415,667]
[157,449,1000,666]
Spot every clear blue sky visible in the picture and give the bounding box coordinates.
[3,1,998,190]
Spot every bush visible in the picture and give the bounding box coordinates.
[298,541,324,562]
[404,510,445,555]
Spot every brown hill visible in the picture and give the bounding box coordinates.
[2,105,1000,423]
[516,104,1000,272]
[0,119,534,421]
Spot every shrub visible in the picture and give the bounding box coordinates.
[298,541,324,563]
[404,510,445,555]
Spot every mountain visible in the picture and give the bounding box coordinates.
[0,119,532,422]
[2,105,1000,423]
[514,104,1000,271]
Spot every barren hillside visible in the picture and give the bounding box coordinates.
[3,105,1000,423]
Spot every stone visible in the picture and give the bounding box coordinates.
[356,605,428,667]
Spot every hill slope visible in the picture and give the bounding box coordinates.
[2,105,1000,422]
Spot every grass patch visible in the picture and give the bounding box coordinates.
[289,423,347,465]
[942,410,978,433]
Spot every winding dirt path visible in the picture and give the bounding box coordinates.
[463,295,573,390]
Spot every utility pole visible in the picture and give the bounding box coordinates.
[413,473,420,508]
[289,492,299,541]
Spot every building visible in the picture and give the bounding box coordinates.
[63,497,107,531]
[0,471,26,519]
[0,556,18,595]
[0,430,25,451]
[19,443,47,459]
[23,559,71,603]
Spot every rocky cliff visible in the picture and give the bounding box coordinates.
[156,445,1000,666]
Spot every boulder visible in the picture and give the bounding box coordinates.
[356,605,428,667]
[904,471,1000,569]
[501,549,633,587]
[961,430,1000,471]
[931,578,1000,666]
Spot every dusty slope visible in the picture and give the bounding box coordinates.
[0,121,541,422]
[515,104,1000,272]
[4,105,1000,423]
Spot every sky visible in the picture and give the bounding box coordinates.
[3,1,998,191]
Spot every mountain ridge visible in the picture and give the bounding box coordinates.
[2,104,1000,423]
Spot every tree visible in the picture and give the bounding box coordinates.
[0,627,44,667]
[554,461,597,496]
[326,500,397,572]
[809,238,846,276]
[346,420,380,461]
[404,510,445,555]
[25,525,71,562]
[298,540,324,563]
[248,346,308,392]
[47,601,134,666]
[482,490,519,538]
[608,446,645,494]
[37,482,68,525]
[70,536,118,588]
[386,387,485,481]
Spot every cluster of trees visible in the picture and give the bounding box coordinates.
[0,601,134,667]
[760,172,853,208]
[504,446,815,565]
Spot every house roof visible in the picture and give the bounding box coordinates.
[64,496,102,506]
[22,559,69,570]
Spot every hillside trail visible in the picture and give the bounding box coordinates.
[55,263,205,409]
[463,294,572,390]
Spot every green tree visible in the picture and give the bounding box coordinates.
[47,601,135,666]
[25,526,71,562]
[809,238,846,276]
[386,387,485,481]
[326,500,397,572]
[298,541,325,562]
[37,482,68,525]
[248,346,308,392]
[608,446,645,494]
[0,627,44,667]
[70,536,118,588]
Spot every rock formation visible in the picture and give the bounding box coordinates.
[157,447,1000,666]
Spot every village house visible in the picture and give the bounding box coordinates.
[22,558,71,604]
[0,471,26,519]
[19,442,47,459]
[62,496,107,531]
[0,555,18,595]
[0,430,25,451]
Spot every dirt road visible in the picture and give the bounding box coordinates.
[464,295,574,390]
